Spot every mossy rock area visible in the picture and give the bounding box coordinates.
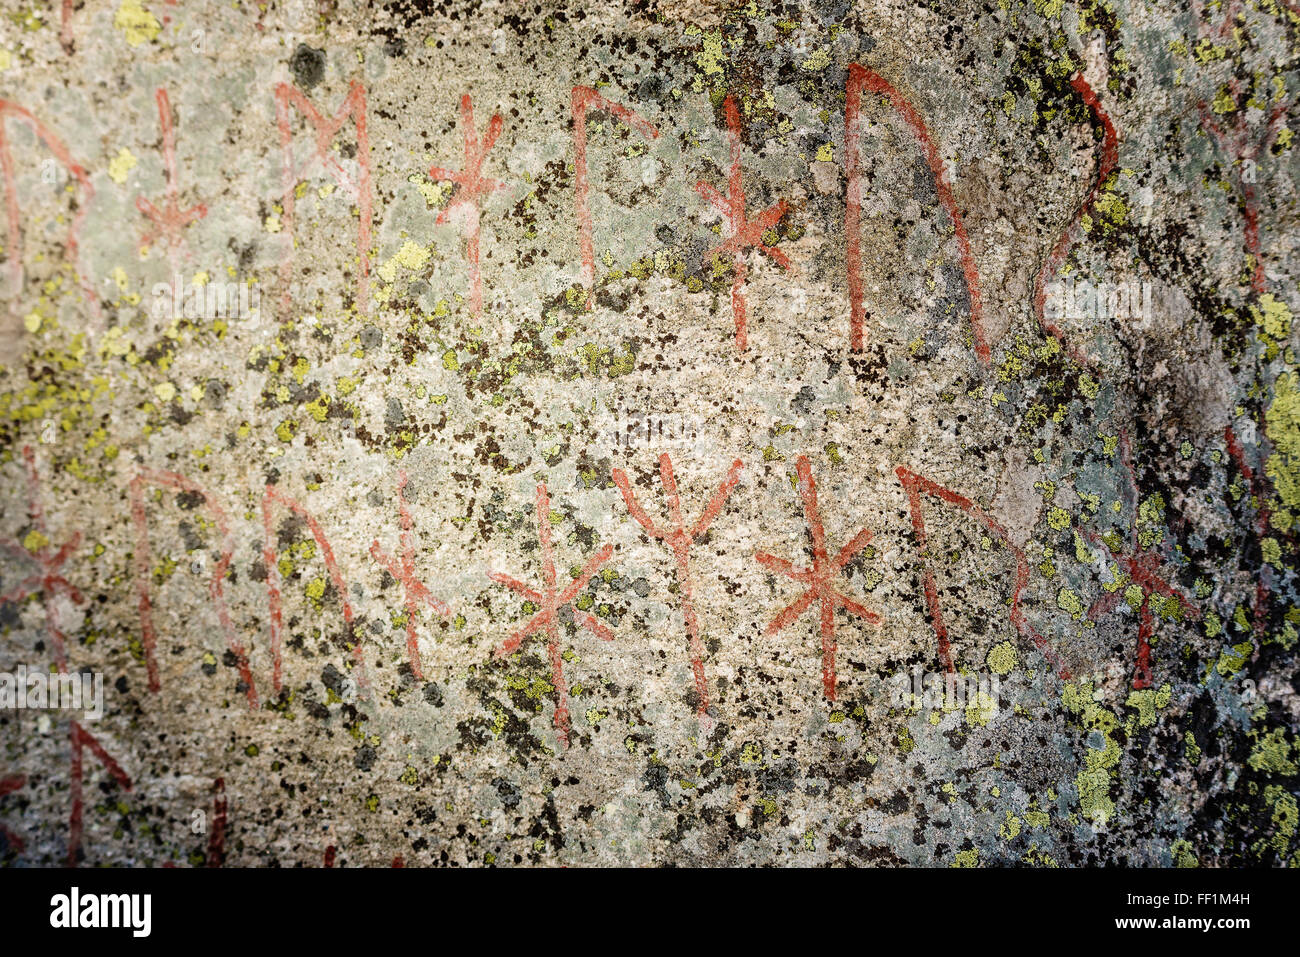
[0,0,1297,867]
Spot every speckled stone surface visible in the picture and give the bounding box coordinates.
[0,0,1297,867]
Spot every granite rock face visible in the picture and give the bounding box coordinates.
[0,0,1297,867]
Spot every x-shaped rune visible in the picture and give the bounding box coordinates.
[370,469,451,682]
[136,87,207,270]
[1,446,83,673]
[696,94,792,352]
[1085,429,1199,689]
[755,455,879,701]
[489,483,614,747]
[613,454,743,719]
[429,94,506,320]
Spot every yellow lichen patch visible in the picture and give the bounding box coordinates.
[108,148,137,184]
[114,0,161,46]
[1247,727,1296,776]
[1253,293,1293,341]
[951,848,980,867]
[1124,684,1171,728]
[1063,681,1122,826]
[987,640,1017,675]
[1266,372,1300,521]
[377,240,432,283]
[1214,641,1253,677]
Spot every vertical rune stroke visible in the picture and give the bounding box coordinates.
[896,465,1072,680]
[846,65,987,362]
[696,94,792,352]
[756,455,879,701]
[1032,72,1118,367]
[369,469,452,681]
[1082,430,1198,690]
[0,101,100,322]
[130,468,252,705]
[136,87,208,273]
[488,483,614,747]
[571,86,660,303]
[1,449,131,865]
[429,94,507,321]
[274,80,372,314]
[2,445,83,675]
[263,483,367,695]
[612,454,744,717]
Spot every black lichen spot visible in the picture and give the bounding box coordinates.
[290,44,327,91]
[354,744,377,771]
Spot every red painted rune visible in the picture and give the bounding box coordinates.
[489,483,614,747]
[429,94,506,320]
[67,721,132,866]
[571,85,660,302]
[136,87,208,271]
[274,80,372,313]
[0,773,25,855]
[1225,425,1280,639]
[755,455,879,700]
[1032,72,1117,366]
[846,65,988,362]
[0,100,100,321]
[896,465,1072,680]
[130,468,252,705]
[612,454,743,717]
[263,483,366,696]
[369,469,452,681]
[1,446,83,674]
[207,777,227,868]
[1084,429,1199,689]
[696,94,792,352]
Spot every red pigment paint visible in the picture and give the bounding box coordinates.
[429,94,506,321]
[1081,429,1198,689]
[695,95,792,353]
[0,454,130,866]
[755,455,879,700]
[273,80,372,314]
[1032,72,1117,366]
[323,845,336,867]
[0,101,100,321]
[1225,425,1276,639]
[129,468,255,706]
[612,455,743,715]
[369,469,451,681]
[0,774,24,855]
[0,446,83,674]
[67,721,132,866]
[489,483,615,747]
[846,66,988,363]
[1198,82,1290,297]
[207,777,226,868]
[571,86,660,301]
[59,0,78,53]
[896,465,1071,680]
[136,87,208,273]
[263,484,365,695]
